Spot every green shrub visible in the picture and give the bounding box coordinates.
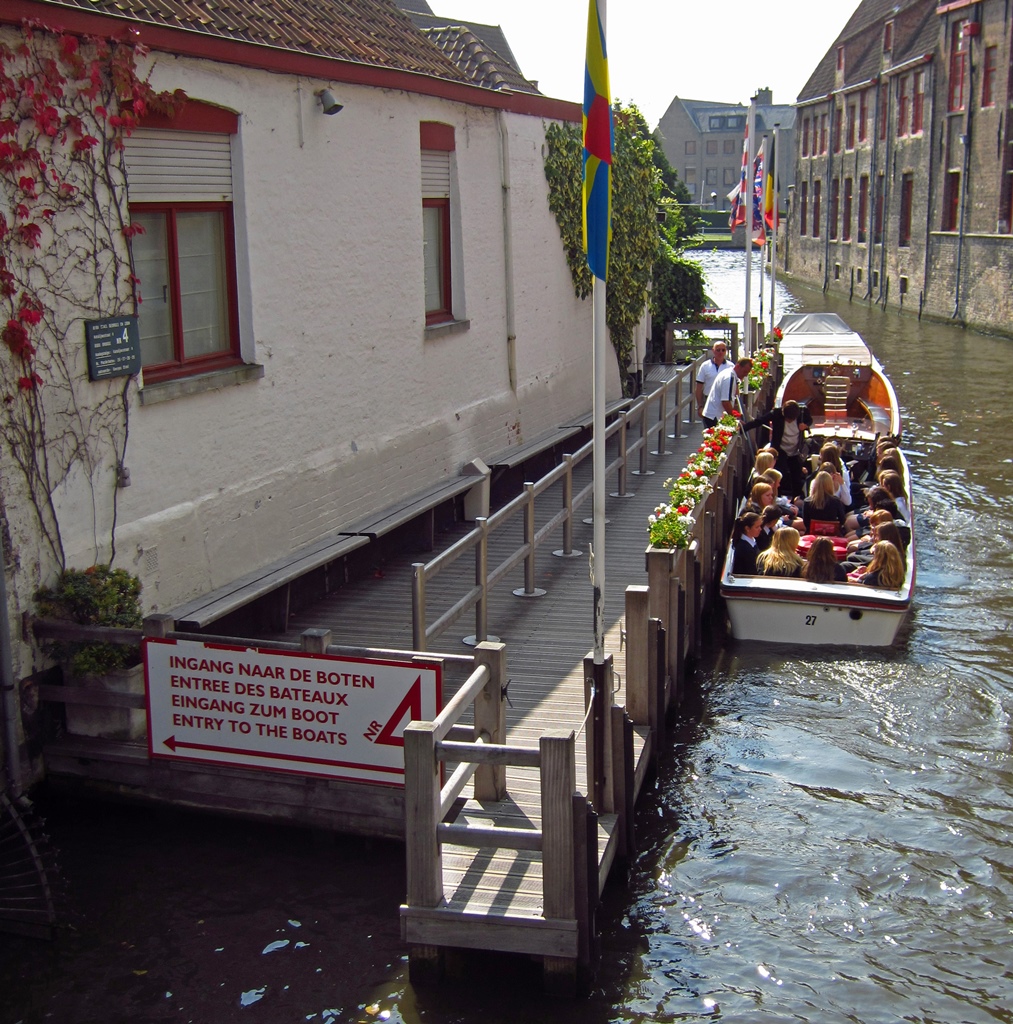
[36,565,142,675]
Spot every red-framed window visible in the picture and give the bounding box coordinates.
[897,76,909,136]
[834,107,843,153]
[912,70,925,133]
[837,46,845,73]
[858,175,869,243]
[830,177,840,239]
[800,180,808,235]
[883,20,894,53]
[942,171,961,230]
[846,103,856,149]
[842,178,853,241]
[982,46,998,107]
[812,179,821,238]
[949,20,969,111]
[859,90,869,142]
[131,202,241,381]
[820,113,829,154]
[421,121,456,326]
[802,117,810,157]
[879,86,889,140]
[898,173,914,246]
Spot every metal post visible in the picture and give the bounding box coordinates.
[475,517,489,644]
[553,455,582,557]
[610,413,633,498]
[655,386,667,456]
[633,398,653,476]
[412,563,427,651]
[514,483,546,597]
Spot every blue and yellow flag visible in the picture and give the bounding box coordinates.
[582,0,612,281]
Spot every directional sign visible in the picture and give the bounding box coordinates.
[144,638,441,785]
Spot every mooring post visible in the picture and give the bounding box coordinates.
[624,586,650,727]
[473,641,507,801]
[541,729,576,993]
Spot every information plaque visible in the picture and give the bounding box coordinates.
[85,316,141,381]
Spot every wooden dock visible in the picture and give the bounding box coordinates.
[35,367,767,989]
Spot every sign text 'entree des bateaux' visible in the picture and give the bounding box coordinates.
[144,638,441,785]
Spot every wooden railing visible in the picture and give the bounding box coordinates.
[411,362,700,651]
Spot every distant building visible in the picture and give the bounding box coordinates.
[656,89,796,209]
[785,0,1013,335]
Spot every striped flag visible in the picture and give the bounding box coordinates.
[763,133,778,230]
[728,130,748,230]
[752,140,765,245]
[582,0,612,281]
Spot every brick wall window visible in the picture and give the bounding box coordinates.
[912,70,925,133]
[846,103,856,149]
[800,180,808,235]
[842,178,853,241]
[942,170,961,230]
[858,175,869,243]
[834,107,843,153]
[813,179,821,237]
[820,113,828,154]
[879,86,888,141]
[837,45,845,73]
[898,172,914,246]
[883,20,893,53]
[421,121,456,326]
[830,177,840,239]
[859,90,869,142]
[982,46,998,107]
[897,76,909,137]
[685,140,697,155]
[802,116,810,157]
[949,20,969,112]
[706,139,718,155]
[724,138,737,154]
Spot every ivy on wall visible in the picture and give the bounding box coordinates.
[0,24,182,572]
[544,104,701,391]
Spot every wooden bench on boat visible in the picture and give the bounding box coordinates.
[173,466,490,631]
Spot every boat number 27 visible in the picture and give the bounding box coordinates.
[804,614,818,626]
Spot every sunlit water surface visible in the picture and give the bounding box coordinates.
[3,252,1011,1024]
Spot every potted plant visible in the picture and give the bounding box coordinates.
[35,566,146,741]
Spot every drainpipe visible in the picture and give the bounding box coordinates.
[497,111,517,391]
[0,554,23,797]
[953,43,975,320]
[921,60,937,319]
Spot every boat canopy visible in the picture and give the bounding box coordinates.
[775,313,874,376]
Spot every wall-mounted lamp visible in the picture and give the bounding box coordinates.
[316,88,343,115]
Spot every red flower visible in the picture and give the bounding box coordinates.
[676,505,690,514]
[731,409,742,418]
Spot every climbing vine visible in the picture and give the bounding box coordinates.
[0,21,183,572]
[544,103,664,391]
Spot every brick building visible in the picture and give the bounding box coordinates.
[785,0,1013,334]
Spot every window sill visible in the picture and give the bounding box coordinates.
[425,318,470,341]
[139,362,264,406]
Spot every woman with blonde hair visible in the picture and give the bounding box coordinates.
[756,526,804,577]
[850,540,906,589]
[801,470,848,535]
[819,442,852,507]
[748,450,777,489]
[746,481,775,514]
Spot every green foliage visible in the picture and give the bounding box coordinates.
[544,104,664,392]
[36,565,142,675]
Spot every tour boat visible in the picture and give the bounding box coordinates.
[720,314,914,646]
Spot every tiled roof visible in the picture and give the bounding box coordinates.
[421,25,539,94]
[28,0,470,83]
[405,10,524,76]
[798,0,937,101]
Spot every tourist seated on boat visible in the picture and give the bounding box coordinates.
[841,516,907,573]
[877,469,910,521]
[756,526,804,578]
[806,460,851,511]
[742,399,813,500]
[758,505,787,551]
[801,537,848,583]
[845,485,901,537]
[731,511,763,575]
[848,540,906,589]
[819,442,853,508]
[747,450,777,490]
[802,471,848,536]
[759,469,800,519]
[745,481,775,514]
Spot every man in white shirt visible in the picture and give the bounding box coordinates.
[695,341,731,423]
[701,358,753,427]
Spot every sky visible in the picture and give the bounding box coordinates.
[431,1,859,127]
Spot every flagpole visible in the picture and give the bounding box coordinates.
[592,275,606,665]
[770,123,779,333]
[743,98,756,355]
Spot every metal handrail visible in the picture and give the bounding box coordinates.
[411,361,699,650]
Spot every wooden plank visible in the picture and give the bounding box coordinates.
[400,906,578,957]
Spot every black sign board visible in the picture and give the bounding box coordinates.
[85,316,142,381]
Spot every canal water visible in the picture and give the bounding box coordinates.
[3,251,1012,1024]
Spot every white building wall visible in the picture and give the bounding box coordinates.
[84,56,608,612]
